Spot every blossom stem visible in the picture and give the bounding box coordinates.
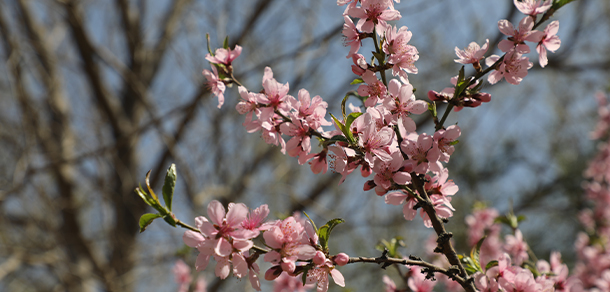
[175,220,200,232]
[347,255,468,285]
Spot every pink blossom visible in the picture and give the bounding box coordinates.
[333,253,349,266]
[370,151,411,195]
[236,86,263,133]
[383,26,419,78]
[503,229,529,265]
[205,45,242,66]
[383,275,397,292]
[420,194,454,228]
[343,16,362,58]
[474,272,500,292]
[306,259,345,292]
[498,268,539,292]
[273,272,312,292]
[433,125,461,162]
[348,0,401,34]
[385,191,418,221]
[514,0,552,16]
[454,39,489,65]
[202,66,226,108]
[498,17,539,54]
[383,80,428,133]
[356,113,395,168]
[351,53,368,75]
[487,253,517,282]
[328,145,358,184]
[288,88,331,129]
[281,115,312,162]
[173,260,192,292]
[534,21,561,68]
[408,266,437,292]
[263,217,317,274]
[486,50,533,85]
[241,204,270,236]
[358,70,388,107]
[400,132,441,175]
[537,252,571,292]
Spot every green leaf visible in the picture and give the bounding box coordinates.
[448,140,460,146]
[428,101,437,118]
[457,66,465,83]
[330,113,355,144]
[517,215,527,222]
[318,218,345,252]
[135,185,155,207]
[223,36,229,49]
[163,213,177,227]
[485,260,499,270]
[162,164,177,211]
[139,213,162,233]
[471,236,486,273]
[325,135,350,144]
[345,112,363,131]
[350,78,364,85]
[206,33,213,55]
[301,266,311,286]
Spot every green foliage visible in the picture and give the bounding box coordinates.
[162,164,177,211]
[139,213,161,233]
[318,218,345,253]
[375,237,405,258]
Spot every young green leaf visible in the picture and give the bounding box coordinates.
[485,260,499,270]
[223,36,229,49]
[318,218,345,252]
[139,213,162,233]
[350,78,364,85]
[162,164,177,211]
[471,236,487,273]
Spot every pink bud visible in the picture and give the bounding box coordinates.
[313,251,326,266]
[280,260,296,273]
[334,253,349,266]
[264,266,283,281]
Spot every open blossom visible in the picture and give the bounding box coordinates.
[486,49,533,85]
[202,66,226,108]
[264,217,317,274]
[383,79,427,133]
[273,273,312,292]
[355,112,395,168]
[306,259,345,292]
[288,88,331,129]
[498,17,539,54]
[503,229,529,265]
[385,191,418,221]
[241,204,270,236]
[347,0,401,34]
[358,70,388,107]
[534,21,561,68]
[182,200,256,278]
[343,15,362,58]
[454,39,489,65]
[369,151,412,196]
[433,125,461,162]
[205,45,242,66]
[514,0,552,16]
[400,132,441,175]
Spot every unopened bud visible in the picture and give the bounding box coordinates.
[334,253,349,266]
[313,251,326,266]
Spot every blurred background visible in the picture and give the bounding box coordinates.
[1,0,609,291]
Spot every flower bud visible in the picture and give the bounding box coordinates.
[334,253,349,266]
[313,251,326,266]
[280,260,296,273]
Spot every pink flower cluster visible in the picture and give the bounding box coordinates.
[486,3,560,85]
[172,260,207,292]
[182,201,347,292]
[573,92,610,291]
[182,201,268,290]
[235,67,331,166]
